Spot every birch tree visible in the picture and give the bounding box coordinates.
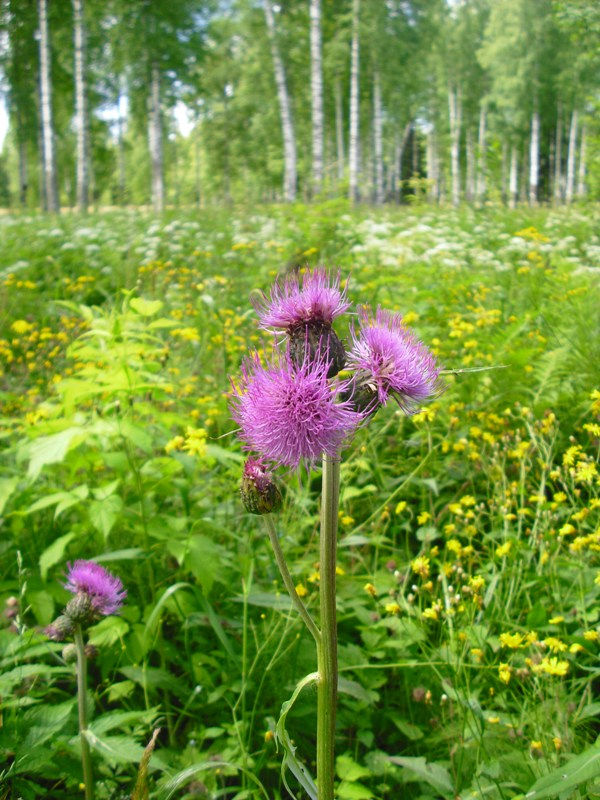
[263,0,296,202]
[72,0,89,212]
[309,0,323,194]
[38,0,59,212]
[348,0,360,203]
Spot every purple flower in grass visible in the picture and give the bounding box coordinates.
[346,307,442,414]
[253,268,350,330]
[65,560,126,617]
[252,268,350,377]
[230,350,361,469]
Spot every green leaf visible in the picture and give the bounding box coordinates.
[525,743,600,799]
[390,716,424,741]
[130,297,163,316]
[336,754,372,782]
[39,531,76,580]
[161,762,269,800]
[90,709,158,736]
[184,535,223,595]
[337,781,374,799]
[389,756,454,796]
[145,582,192,639]
[24,426,87,481]
[575,703,600,723]
[83,730,146,764]
[28,590,55,625]
[275,672,319,800]
[89,495,124,539]
[107,680,136,702]
[527,602,548,628]
[338,677,373,705]
[0,477,18,515]
[87,616,129,647]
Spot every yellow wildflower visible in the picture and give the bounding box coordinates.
[500,632,524,649]
[411,556,430,578]
[295,583,308,598]
[498,663,511,684]
[385,602,401,616]
[165,435,185,454]
[417,511,431,525]
[544,637,567,653]
[495,541,512,558]
[363,582,377,598]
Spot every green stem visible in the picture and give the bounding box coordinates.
[317,453,340,800]
[263,516,321,647]
[74,625,94,800]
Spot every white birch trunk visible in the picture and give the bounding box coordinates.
[348,0,360,203]
[263,0,297,202]
[577,124,587,198]
[566,109,578,204]
[73,0,89,212]
[373,70,383,204]
[553,105,563,204]
[393,121,412,202]
[501,139,508,204]
[117,86,126,204]
[476,104,486,204]
[38,0,59,212]
[426,127,439,203]
[448,86,461,206]
[509,145,518,209]
[310,0,323,194]
[529,107,539,205]
[465,128,475,202]
[334,79,345,182]
[148,61,164,212]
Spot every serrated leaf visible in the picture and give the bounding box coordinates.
[39,531,76,580]
[24,426,87,480]
[336,754,372,781]
[90,708,158,736]
[130,297,163,316]
[337,780,374,799]
[0,477,18,515]
[87,616,129,647]
[389,756,453,796]
[89,495,123,539]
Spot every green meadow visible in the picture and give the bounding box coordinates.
[1,201,600,799]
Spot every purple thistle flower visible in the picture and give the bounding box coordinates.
[347,307,442,413]
[65,560,126,616]
[252,268,350,331]
[230,350,361,468]
[253,268,350,377]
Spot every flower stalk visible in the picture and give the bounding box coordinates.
[263,515,321,647]
[74,623,94,800]
[317,453,340,800]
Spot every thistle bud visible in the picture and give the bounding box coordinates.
[45,614,74,641]
[65,592,96,626]
[62,643,77,663]
[288,322,346,378]
[240,458,283,515]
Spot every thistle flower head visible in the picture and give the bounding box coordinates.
[230,350,361,468]
[64,560,126,617]
[252,268,350,331]
[347,307,442,413]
